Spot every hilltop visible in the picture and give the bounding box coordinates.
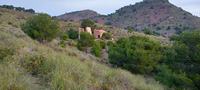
[57,10,100,21]
[0,7,168,90]
[58,0,200,37]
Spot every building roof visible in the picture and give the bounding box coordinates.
[94,30,107,33]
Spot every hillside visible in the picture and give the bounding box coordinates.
[0,7,168,90]
[58,0,200,37]
[57,10,100,21]
[59,21,172,45]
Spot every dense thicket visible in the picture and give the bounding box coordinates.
[158,30,200,89]
[108,35,162,74]
[108,30,200,89]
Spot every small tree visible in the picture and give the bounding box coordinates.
[21,13,60,43]
[128,29,134,33]
[81,19,96,30]
[91,42,102,57]
[144,29,153,35]
[62,34,69,40]
[77,32,95,53]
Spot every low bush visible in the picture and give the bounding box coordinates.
[99,40,107,49]
[144,29,153,35]
[59,40,67,48]
[62,34,69,40]
[0,45,15,60]
[67,28,78,39]
[68,39,77,47]
[19,55,45,75]
[8,22,13,25]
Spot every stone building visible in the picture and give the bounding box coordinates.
[93,30,107,39]
[78,27,107,39]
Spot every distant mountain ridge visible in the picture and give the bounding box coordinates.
[57,0,200,37]
[57,10,100,21]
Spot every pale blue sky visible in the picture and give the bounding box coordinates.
[1,0,200,17]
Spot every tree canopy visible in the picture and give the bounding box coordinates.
[21,13,60,43]
[77,32,95,52]
[108,35,162,74]
[81,19,96,30]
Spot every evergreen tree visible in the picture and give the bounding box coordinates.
[21,13,60,43]
[77,32,95,53]
[81,19,96,30]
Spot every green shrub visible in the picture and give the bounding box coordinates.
[68,39,77,47]
[64,20,68,22]
[144,29,153,35]
[59,40,67,48]
[67,28,78,39]
[102,33,112,40]
[99,40,107,49]
[8,22,13,25]
[62,34,69,40]
[91,42,102,57]
[0,46,15,60]
[19,55,45,75]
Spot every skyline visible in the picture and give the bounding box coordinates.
[0,0,200,17]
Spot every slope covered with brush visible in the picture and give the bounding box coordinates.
[0,7,167,90]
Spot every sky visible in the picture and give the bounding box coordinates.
[0,0,200,17]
